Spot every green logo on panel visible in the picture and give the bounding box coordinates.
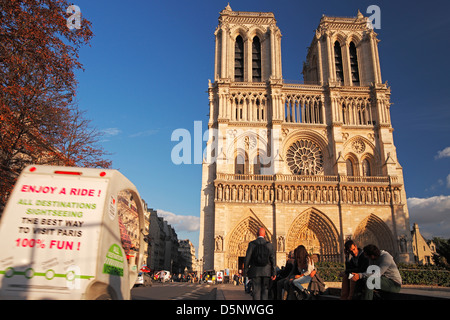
[102,244,124,276]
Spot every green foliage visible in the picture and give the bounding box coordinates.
[432,237,450,266]
[315,261,344,282]
[397,263,450,287]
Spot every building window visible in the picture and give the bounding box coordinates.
[235,154,248,174]
[362,159,371,176]
[349,42,360,85]
[235,36,244,82]
[342,103,348,124]
[334,41,344,83]
[252,36,261,82]
[286,139,324,175]
[346,159,354,176]
[253,155,261,175]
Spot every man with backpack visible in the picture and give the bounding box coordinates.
[244,227,276,300]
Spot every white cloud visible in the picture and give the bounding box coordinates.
[156,209,200,233]
[407,195,450,238]
[435,147,450,159]
[447,174,450,189]
[102,127,122,136]
[129,129,158,138]
[101,128,159,139]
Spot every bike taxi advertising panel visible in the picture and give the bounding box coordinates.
[0,165,145,300]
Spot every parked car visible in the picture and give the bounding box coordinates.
[154,270,171,282]
[135,272,152,287]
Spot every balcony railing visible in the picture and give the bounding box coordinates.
[216,173,392,184]
[216,173,274,181]
[214,173,402,206]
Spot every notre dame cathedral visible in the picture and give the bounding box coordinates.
[199,5,414,274]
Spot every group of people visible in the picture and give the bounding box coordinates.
[339,239,402,300]
[244,228,402,300]
[173,272,198,283]
[233,273,244,286]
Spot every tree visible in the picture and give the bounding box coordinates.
[0,0,111,212]
[432,237,450,267]
[55,106,112,169]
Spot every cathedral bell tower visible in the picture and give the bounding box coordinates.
[200,5,285,271]
[302,10,382,87]
[214,4,282,84]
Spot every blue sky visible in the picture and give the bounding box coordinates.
[72,0,450,251]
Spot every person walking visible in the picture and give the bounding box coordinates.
[244,227,276,300]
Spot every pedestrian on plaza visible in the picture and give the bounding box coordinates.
[288,245,315,297]
[276,250,295,300]
[233,273,240,285]
[339,240,369,300]
[351,244,402,300]
[244,227,276,300]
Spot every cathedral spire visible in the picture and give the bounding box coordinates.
[357,9,363,19]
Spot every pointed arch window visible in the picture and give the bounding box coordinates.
[334,41,344,83]
[346,159,354,176]
[362,159,371,176]
[235,36,244,82]
[311,55,319,83]
[349,42,360,85]
[342,103,348,124]
[253,155,261,175]
[235,154,248,175]
[252,36,261,82]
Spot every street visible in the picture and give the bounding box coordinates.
[131,281,217,300]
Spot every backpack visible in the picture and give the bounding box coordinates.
[253,241,270,267]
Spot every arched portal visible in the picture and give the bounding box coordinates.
[287,208,341,262]
[353,214,395,255]
[226,216,271,273]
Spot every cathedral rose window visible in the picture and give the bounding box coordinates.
[286,139,324,175]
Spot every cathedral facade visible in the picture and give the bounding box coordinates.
[199,5,414,273]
